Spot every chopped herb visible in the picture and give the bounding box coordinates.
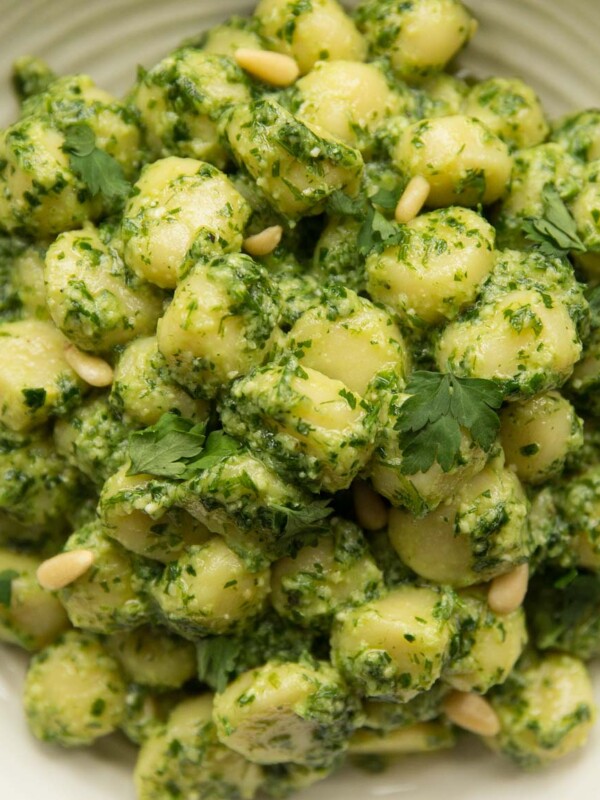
[522,185,586,257]
[21,387,46,409]
[185,431,241,472]
[339,388,357,409]
[197,637,243,693]
[127,414,241,480]
[62,123,130,201]
[325,190,405,256]
[395,371,504,474]
[0,569,19,607]
[127,413,207,479]
[272,499,333,540]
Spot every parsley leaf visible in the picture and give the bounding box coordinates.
[128,413,207,479]
[522,185,586,257]
[197,637,243,693]
[62,124,131,201]
[0,569,19,607]
[272,499,333,540]
[325,190,406,256]
[395,372,504,475]
[184,431,241,473]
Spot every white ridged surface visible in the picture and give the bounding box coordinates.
[0,2,599,799]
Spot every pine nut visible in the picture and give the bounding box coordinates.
[488,563,529,615]
[65,344,114,387]
[234,48,300,87]
[243,225,284,257]
[37,549,95,591]
[352,479,389,531]
[443,690,501,737]
[394,175,431,224]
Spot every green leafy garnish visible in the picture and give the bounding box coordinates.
[395,371,504,475]
[197,637,243,692]
[127,414,241,480]
[128,413,207,479]
[522,185,586,257]
[326,189,405,257]
[21,387,46,410]
[272,499,333,540]
[62,123,130,201]
[185,431,241,472]
[0,569,19,607]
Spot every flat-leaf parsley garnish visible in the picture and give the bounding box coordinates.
[62,123,131,201]
[395,371,504,475]
[127,413,241,480]
[522,185,586,257]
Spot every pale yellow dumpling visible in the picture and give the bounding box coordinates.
[394,115,513,207]
[254,0,367,74]
[122,157,250,289]
[367,207,495,327]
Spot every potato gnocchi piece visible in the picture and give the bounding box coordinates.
[110,336,209,427]
[443,588,528,694]
[44,225,164,353]
[388,455,531,587]
[213,660,357,766]
[225,98,364,219]
[355,0,474,80]
[108,625,197,690]
[436,249,588,399]
[135,695,263,800]
[271,517,384,630]
[393,115,513,208]
[157,253,280,399]
[131,49,251,167]
[254,0,367,74]
[570,161,600,278]
[367,206,496,328]
[54,393,132,486]
[500,392,583,485]
[464,77,549,151]
[285,287,408,396]
[0,428,84,540]
[199,17,264,57]
[0,549,69,651]
[24,630,128,747]
[177,447,328,570]
[122,157,251,289]
[487,652,596,767]
[0,239,48,322]
[150,537,271,639]
[100,464,210,563]
[331,584,456,702]
[290,60,403,155]
[551,109,600,163]
[494,143,580,249]
[0,318,84,432]
[0,74,141,238]
[220,361,377,493]
[58,520,148,635]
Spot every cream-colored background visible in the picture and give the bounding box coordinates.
[1,1,599,798]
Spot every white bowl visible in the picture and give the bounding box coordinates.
[1,1,599,798]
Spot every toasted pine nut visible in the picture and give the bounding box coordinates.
[443,690,501,737]
[394,175,431,224]
[37,549,95,591]
[234,48,300,87]
[353,479,389,531]
[488,563,529,615]
[65,344,114,387]
[243,225,284,257]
